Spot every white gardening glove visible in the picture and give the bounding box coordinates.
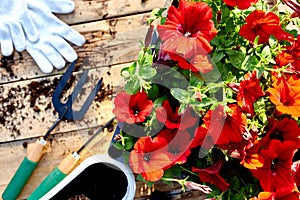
[26,0,85,73]
[0,0,39,56]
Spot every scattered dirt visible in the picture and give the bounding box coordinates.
[0,71,113,139]
[0,54,15,78]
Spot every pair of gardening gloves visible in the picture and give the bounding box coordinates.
[0,0,85,73]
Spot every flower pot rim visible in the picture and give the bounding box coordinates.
[40,153,136,200]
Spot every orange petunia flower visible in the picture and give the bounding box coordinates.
[250,192,275,200]
[267,74,300,118]
[276,36,300,71]
[129,136,174,182]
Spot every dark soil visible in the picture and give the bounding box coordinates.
[51,163,128,200]
[68,194,90,200]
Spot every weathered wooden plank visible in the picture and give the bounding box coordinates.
[59,0,168,25]
[0,62,127,143]
[0,127,115,200]
[0,12,150,84]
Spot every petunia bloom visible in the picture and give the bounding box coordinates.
[169,52,214,73]
[250,140,298,196]
[263,118,300,144]
[156,100,198,130]
[192,160,230,191]
[157,0,217,73]
[267,74,300,118]
[203,104,247,148]
[250,192,275,200]
[223,0,258,10]
[113,91,154,124]
[239,10,293,44]
[228,71,265,116]
[276,36,300,71]
[156,128,194,165]
[129,136,174,182]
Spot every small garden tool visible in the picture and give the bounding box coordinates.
[28,117,115,200]
[2,61,102,200]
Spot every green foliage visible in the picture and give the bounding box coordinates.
[121,48,157,94]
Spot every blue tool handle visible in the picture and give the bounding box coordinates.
[2,139,46,200]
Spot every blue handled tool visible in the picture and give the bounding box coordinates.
[2,61,102,200]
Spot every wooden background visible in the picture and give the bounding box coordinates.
[0,0,288,199]
[0,0,201,199]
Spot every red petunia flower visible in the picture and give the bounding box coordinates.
[167,129,192,165]
[241,132,266,170]
[192,160,230,191]
[156,128,193,165]
[203,104,247,148]
[263,118,300,144]
[229,71,265,116]
[113,91,154,124]
[169,52,214,73]
[156,100,198,130]
[239,10,293,44]
[129,136,174,182]
[157,0,217,73]
[190,124,207,149]
[250,140,299,196]
[267,74,300,118]
[223,0,258,10]
[277,191,300,200]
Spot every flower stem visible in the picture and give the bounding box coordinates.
[179,166,199,177]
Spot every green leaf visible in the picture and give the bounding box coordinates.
[154,95,168,107]
[152,7,167,17]
[242,55,259,71]
[147,84,159,100]
[269,35,277,49]
[139,66,157,80]
[212,51,225,63]
[124,136,135,150]
[121,62,137,78]
[258,112,268,124]
[189,74,204,87]
[124,76,140,95]
[170,88,190,103]
[227,50,245,69]
[261,46,271,58]
[254,35,260,45]
[138,50,153,67]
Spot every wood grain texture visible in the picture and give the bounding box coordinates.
[0,0,207,199]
